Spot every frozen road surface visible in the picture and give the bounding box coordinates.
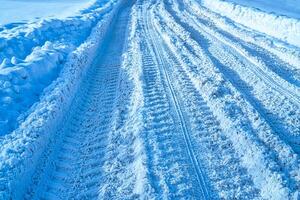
[0,0,300,199]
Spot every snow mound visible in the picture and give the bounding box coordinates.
[202,0,300,47]
[0,41,69,134]
[0,0,115,135]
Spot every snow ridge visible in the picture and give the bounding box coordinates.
[201,0,300,48]
[0,0,116,135]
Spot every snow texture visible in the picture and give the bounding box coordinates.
[201,0,300,47]
[0,0,116,135]
[0,0,299,199]
[0,0,122,198]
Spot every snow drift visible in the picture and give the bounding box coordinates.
[202,0,300,47]
[0,0,115,135]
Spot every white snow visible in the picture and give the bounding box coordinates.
[0,0,116,135]
[0,0,300,199]
[223,0,300,19]
[201,0,300,47]
[153,3,299,198]
[0,0,122,198]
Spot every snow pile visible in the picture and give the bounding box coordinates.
[202,0,300,47]
[0,0,124,198]
[0,0,115,135]
[0,42,70,134]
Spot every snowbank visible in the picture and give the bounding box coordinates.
[224,0,300,19]
[0,0,115,135]
[202,0,300,47]
[0,0,114,63]
[0,0,123,198]
[0,42,70,134]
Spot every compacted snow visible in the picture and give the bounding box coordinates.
[0,0,300,199]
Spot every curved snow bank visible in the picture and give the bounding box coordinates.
[223,0,300,19]
[0,0,113,63]
[0,0,115,135]
[202,0,300,47]
[184,0,300,70]
[0,1,123,198]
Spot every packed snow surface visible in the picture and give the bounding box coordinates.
[0,0,300,199]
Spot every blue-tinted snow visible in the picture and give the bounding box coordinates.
[0,0,96,26]
[222,0,300,19]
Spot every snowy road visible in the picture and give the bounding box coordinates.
[1,0,300,199]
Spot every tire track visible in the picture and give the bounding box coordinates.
[144,3,260,199]
[96,4,153,198]
[140,2,212,199]
[160,2,300,193]
[175,5,300,140]
[25,5,130,199]
[139,32,200,199]
[178,0,300,106]
[151,3,298,198]
[156,24,260,200]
